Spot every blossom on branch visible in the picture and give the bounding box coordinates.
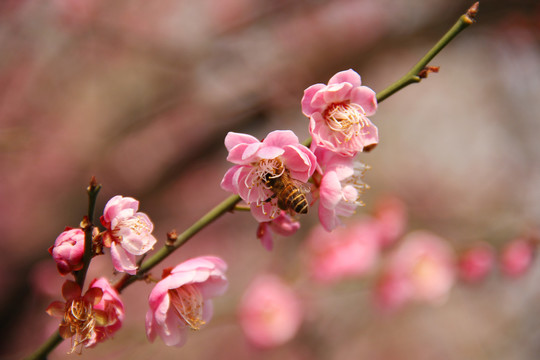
[221,130,317,222]
[302,69,378,156]
[316,148,370,231]
[46,279,124,353]
[49,227,85,275]
[146,256,228,347]
[100,195,157,275]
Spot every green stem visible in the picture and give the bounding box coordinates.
[24,331,63,360]
[376,2,478,103]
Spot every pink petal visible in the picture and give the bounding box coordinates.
[46,301,67,318]
[282,146,315,183]
[250,203,277,222]
[242,143,262,161]
[322,82,353,104]
[318,205,339,232]
[220,165,242,193]
[301,83,326,116]
[350,86,377,116]
[224,132,259,151]
[110,242,138,275]
[257,223,274,251]
[359,121,379,148]
[328,69,362,87]
[227,143,254,164]
[262,130,299,148]
[257,146,284,159]
[319,171,342,209]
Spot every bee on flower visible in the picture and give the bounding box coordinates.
[221,130,317,222]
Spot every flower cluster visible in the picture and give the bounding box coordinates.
[47,194,229,352]
[221,69,379,247]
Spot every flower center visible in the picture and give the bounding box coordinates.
[324,102,369,143]
[62,298,97,353]
[112,216,151,241]
[342,162,370,205]
[243,158,285,218]
[169,284,205,331]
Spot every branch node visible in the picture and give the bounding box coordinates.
[418,66,440,79]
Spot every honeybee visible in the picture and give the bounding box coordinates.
[264,169,310,214]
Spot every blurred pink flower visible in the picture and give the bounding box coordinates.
[256,212,301,251]
[500,237,535,277]
[239,274,302,348]
[146,256,228,347]
[221,130,317,222]
[89,278,124,345]
[375,231,455,309]
[458,242,495,283]
[302,69,378,156]
[46,280,119,353]
[100,195,157,275]
[48,227,85,275]
[305,222,380,283]
[316,148,370,231]
[373,196,408,248]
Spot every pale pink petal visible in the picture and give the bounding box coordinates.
[270,214,300,236]
[110,242,138,275]
[323,82,353,104]
[257,146,284,159]
[220,165,242,193]
[301,83,326,116]
[318,205,339,232]
[319,171,342,209]
[328,69,362,87]
[227,143,254,164]
[262,130,299,148]
[224,132,259,151]
[250,202,277,222]
[242,142,262,161]
[350,86,377,116]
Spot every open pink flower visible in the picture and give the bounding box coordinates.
[239,274,303,348]
[89,278,124,345]
[500,237,535,277]
[302,69,378,156]
[305,221,380,283]
[316,148,370,231]
[221,130,317,222]
[256,212,300,251]
[458,242,495,283]
[48,227,85,275]
[100,195,157,274]
[146,256,228,347]
[46,280,123,353]
[375,231,455,310]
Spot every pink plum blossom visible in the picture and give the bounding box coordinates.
[500,237,535,277]
[373,196,408,248]
[302,69,378,156]
[239,274,303,348]
[146,256,228,347]
[316,148,370,231]
[46,280,122,353]
[100,195,157,275]
[256,212,301,251]
[221,130,317,222]
[48,227,85,275]
[305,221,380,283]
[374,231,455,310]
[458,242,495,283]
[89,278,124,345]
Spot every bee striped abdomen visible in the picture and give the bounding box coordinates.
[279,183,309,214]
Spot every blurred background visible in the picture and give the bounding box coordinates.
[1,0,539,358]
